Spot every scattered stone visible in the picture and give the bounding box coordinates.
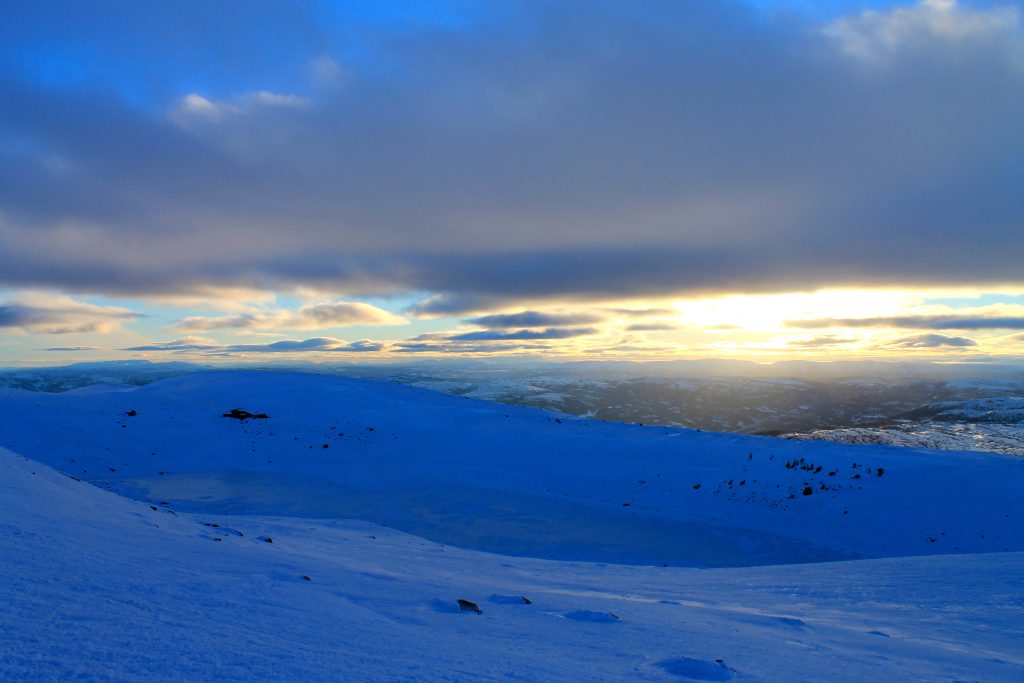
[302,575,312,581]
[802,486,813,496]
[125,409,137,417]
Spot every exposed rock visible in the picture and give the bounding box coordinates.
[457,599,482,614]
[222,409,269,421]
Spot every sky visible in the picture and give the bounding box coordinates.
[1,0,1023,366]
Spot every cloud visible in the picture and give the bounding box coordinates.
[0,296,138,334]
[392,324,595,353]
[343,339,386,352]
[221,337,379,353]
[405,293,503,318]
[825,0,1023,62]
[42,346,98,351]
[448,327,598,341]
[125,336,386,354]
[176,302,406,332]
[466,310,605,329]
[788,315,1024,330]
[1,1,1023,303]
[788,335,857,348]
[173,91,310,121]
[307,56,346,86]
[887,333,978,348]
[607,308,677,318]
[392,341,550,354]
[626,322,678,332]
[122,337,218,351]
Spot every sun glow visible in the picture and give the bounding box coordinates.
[673,289,929,331]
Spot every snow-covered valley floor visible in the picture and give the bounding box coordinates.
[1,371,1022,681]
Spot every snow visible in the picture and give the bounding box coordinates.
[1,370,1023,680]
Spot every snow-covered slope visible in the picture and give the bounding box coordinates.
[2,370,1023,680]
[3,446,1023,682]
[0,370,1021,565]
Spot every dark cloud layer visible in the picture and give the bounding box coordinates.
[449,327,597,341]
[789,315,1024,330]
[392,341,550,354]
[466,311,605,329]
[125,336,384,354]
[1,1,1022,302]
[0,301,138,334]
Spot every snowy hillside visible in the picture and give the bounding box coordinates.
[1,370,1022,563]
[1,371,1023,680]
[783,396,1024,456]
[785,421,1024,456]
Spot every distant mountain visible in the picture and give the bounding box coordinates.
[332,368,1024,455]
[0,360,206,392]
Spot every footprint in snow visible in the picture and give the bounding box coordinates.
[563,610,620,623]
[657,657,733,681]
